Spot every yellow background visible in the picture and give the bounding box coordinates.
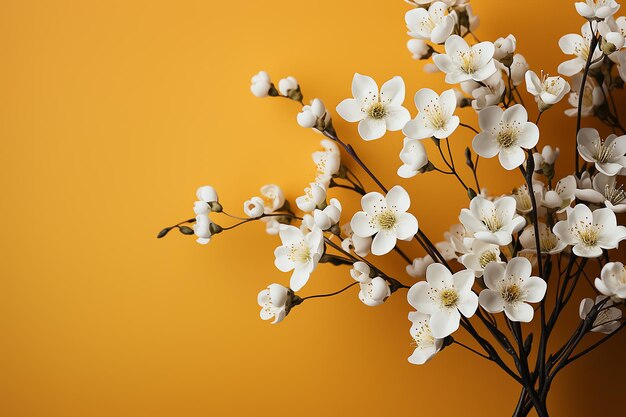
[2,0,624,416]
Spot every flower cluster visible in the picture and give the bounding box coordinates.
[161,1,626,414]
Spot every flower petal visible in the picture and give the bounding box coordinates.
[358,118,387,141]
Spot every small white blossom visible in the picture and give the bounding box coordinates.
[406,255,435,278]
[565,74,604,117]
[459,240,504,277]
[575,0,620,20]
[540,175,577,212]
[250,71,273,98]
[525,71,571,108]
[296,183,326,212]
[579,296,622,334]
[407,311,443,365]
[479,257,547,322]
[358,276,391,306]
[558,23,603,77]
[341,223,372,257]
[493,34,516,62]
[278,76,298,96]
[472,104,540,170]
[407,39,433,60]
[313,139,341,188]
[398,137,429,178]
[553,204,626,258]
[258,283,290,324]
[350,186,419,256]
[468,71,505,110]
[504,54,529,86]
[577,128,626,176]
[350,261,371,282]
[595,262,626,301]
[519,223,567,255]
[575,173,626,213]
[274,225,324,291]
[336,73,411,141]
[403,88,460,139]
[297,98,331,130]
[193,214,213,245]
[405,1,456,44]
[433,35,497,84]
[533,145,560,168]
[260,184,285,214]
[459,196,526,245]
[243,196,265,218]
[194,185,219,215]
[407,263,478,338]
[313,198,342,230]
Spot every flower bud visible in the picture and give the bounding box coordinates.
[250,71,275,98]
[407,39,434,60]
[243,196,265,218]
[493,34,516,66]
[278,76,303,101]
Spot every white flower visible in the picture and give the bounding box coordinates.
[350,261,371,282]
[448,223,474,254]
[433,35,497,84]
[358,276,391,306]
[260,184,285,214]
[336,73,411,141]
[579,296,622,334]
[472,104,539,170]
[278,76,298,96]
[595,262,626,301]
[553,204,626,258]
[525,71,571,108]
[341,223,372,257]
[350,186,419,256]
[250,71,273,98]
[512,183,545,215]
[540,175,577,212]
[436,241,457,261]
[405,1,456,44]
[558,23,603,76]
[493,34,516,62]
[564,74,604,117]
[533,145,560,168]
[194,185,219,215]
[349,258,388,308]
[575,173,626,213]
[575,0,620,20]
[261,217,281,235]
[519,223,567,255]
[258,284,290,324]
[297,98,331,130]
[504,54,529,86]
[193,214,213,245]
[459,240,503,277]
[296,183,326,212]
[243,196,265,218]
[469,71,505,110]
[313,139,341,188]
[403,88,460,139]
[398,138,429,178]
[407,311,443,365]
[407,39,433,60]
[599,21,625,53]
[407,263,478,338]
[406,255,435,278]
[577,128,626,176]
[479,257,547,323]
[313,198,342,230]
[274,225,324,291]
[459,196,526,245]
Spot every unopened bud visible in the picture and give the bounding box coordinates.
[209,223,223,234]
[157,227,171,238]
[209,201,223,212]
[468,188,478,200]
[179,226,194,235]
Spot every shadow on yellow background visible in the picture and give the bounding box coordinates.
[2,0,624,416]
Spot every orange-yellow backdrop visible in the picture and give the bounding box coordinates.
[2,0,625,416]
